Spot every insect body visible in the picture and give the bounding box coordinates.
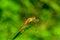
[24,16,36,25]
[12,16,36,39]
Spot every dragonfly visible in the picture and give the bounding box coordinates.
[12,16,36,40]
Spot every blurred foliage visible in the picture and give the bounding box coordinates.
[0,0,60,40]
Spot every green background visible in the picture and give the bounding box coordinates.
[0,0,60,40]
